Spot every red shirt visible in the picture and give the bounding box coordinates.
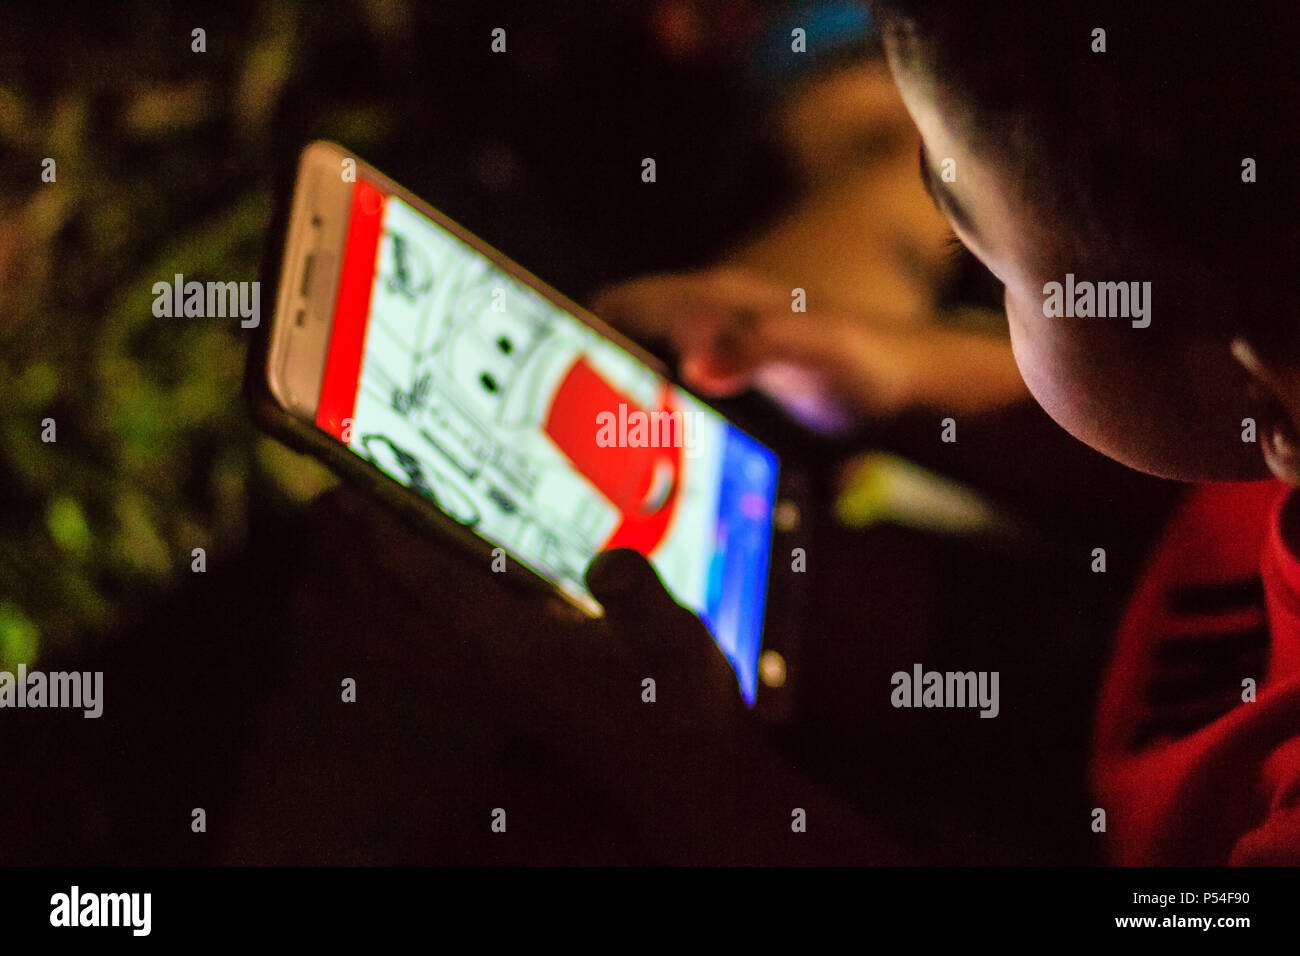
[1094,480,1300,864]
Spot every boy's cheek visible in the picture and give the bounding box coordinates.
[1003,286,1156,469]
[1009,316,1269,481]
[1002,284,1070,411]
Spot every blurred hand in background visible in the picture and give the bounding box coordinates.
[593,266,1026,435]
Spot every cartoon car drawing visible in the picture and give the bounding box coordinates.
[366,222,685,583]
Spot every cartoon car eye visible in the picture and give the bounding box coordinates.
[444,316,543,420]
[469,303,543,353]
[443,333,513,420]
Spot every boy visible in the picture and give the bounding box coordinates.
[873,0,1299,864]
[588,0,1299,863]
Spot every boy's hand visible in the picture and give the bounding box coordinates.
[302,489,758,832]
[591,266,1026,431]
[292,487,905,863]
[592,267,920,432]
[581,547,755,755]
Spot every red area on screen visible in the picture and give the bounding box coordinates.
[317,179,386,440]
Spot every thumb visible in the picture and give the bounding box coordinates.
[586,549,724,684]
[677,308,796,395]
[585,549,682,624]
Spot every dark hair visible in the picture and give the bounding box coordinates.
[871,0,1298,331]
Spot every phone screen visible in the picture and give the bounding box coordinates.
[311,177,778,702]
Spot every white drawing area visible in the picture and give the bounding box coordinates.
[346,195,726,613]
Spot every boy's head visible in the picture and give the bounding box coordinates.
[872,1,1299,482]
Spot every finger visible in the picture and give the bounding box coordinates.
[586,549,704,651]
[679,308,850,392]
[585,548,682,624]
[592,272,863,405]
[679,353,756,396]
[739,308,856,367]
[590,270,788,351]
[585,549,720,679]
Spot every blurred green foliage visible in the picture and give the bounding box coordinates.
[0,0,396,666]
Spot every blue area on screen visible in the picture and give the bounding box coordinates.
[701,425,779,704]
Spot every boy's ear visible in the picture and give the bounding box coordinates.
[1231,336,1300,485]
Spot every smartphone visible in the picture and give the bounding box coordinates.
[250,142,788,705]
